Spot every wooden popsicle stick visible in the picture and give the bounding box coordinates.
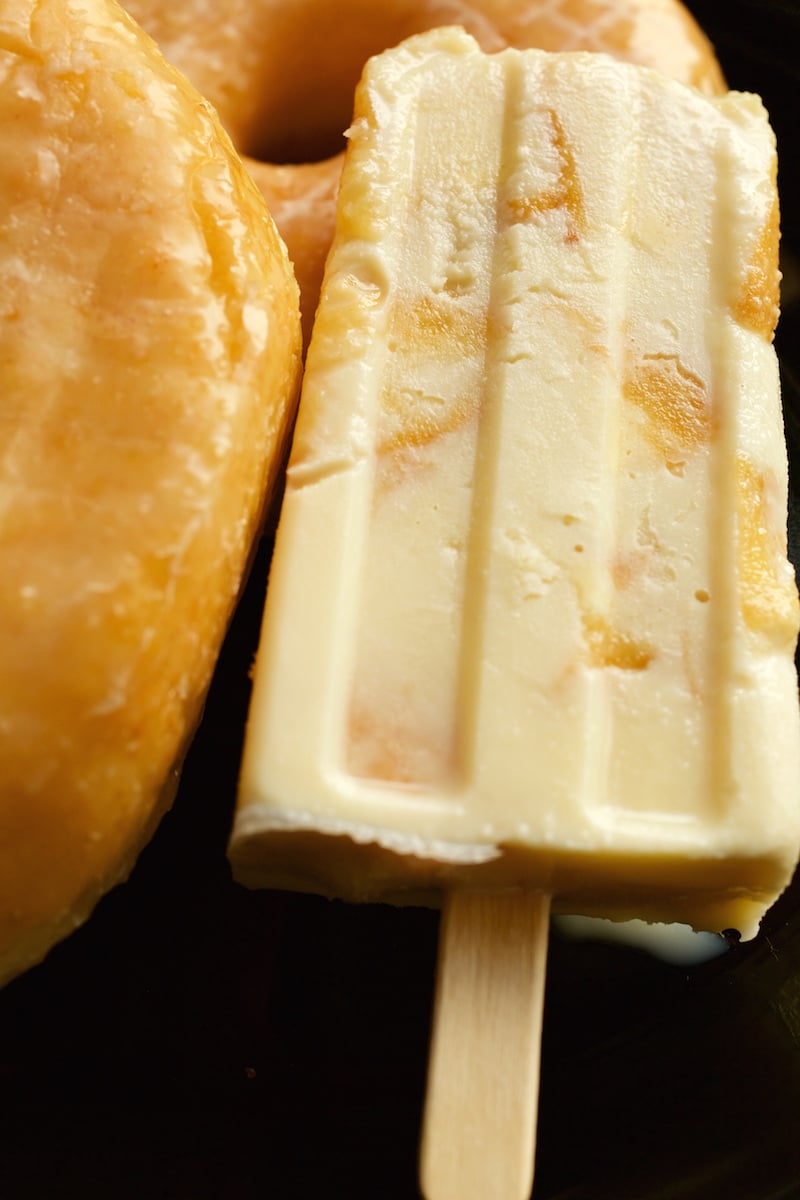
[419,889,551,1200]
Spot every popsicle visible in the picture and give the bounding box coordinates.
[229,27,800,1198]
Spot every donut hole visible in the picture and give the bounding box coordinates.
[246,80,350,166]
[241,2,507,165]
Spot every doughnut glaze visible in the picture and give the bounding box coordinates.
[0,0,302,986]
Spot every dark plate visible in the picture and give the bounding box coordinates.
[2,3,800,1198]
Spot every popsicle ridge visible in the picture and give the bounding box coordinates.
[349,43,506,788]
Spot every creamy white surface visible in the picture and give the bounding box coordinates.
[231,31,800,936]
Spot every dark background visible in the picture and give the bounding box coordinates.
[3,3,800,1198]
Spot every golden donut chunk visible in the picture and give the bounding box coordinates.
[0,0,302,986]
[124,0,726,342]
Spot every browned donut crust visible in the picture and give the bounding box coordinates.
[0,0,302,987]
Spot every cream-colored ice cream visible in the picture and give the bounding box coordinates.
[230,28,800,939]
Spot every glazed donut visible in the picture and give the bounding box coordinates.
[123,0,726,342]
[0,0,302,986]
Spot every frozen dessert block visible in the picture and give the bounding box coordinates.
[230,28,800,940]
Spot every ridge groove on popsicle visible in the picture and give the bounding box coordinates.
[345,51,505,792]
[705,119,745,821]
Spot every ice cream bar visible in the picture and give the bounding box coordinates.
[230,28,800,941]
[231,30,800,1200]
